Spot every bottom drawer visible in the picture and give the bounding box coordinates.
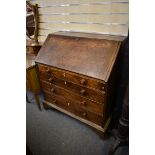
[44,92,104,126]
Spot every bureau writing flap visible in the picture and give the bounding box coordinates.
[35,31,123,81]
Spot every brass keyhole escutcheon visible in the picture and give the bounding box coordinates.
[81,101,87,106]
[80,79,86,85]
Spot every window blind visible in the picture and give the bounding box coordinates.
[29,0,129,42]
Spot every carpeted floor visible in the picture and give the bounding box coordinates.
[26,92,128,155]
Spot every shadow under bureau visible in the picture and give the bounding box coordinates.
[35,31,125,132]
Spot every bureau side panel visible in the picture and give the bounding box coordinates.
[104,44,121,122]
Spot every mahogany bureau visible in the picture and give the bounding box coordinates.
[35,31,124,132]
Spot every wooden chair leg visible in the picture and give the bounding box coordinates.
[108,85,129,155]
[43,101,51,110]
[26,93,31,103]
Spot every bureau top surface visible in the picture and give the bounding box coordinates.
[35,31,122,81]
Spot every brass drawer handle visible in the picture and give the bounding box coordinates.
[48,78,53,83]
[80,89,86,95]
[101,87,104,90]
[80,79,86,85]
[53,100,57,104]
[81,101,87,106]
[45,68,50,73]
[82,112,87,117]
[64,81,67,85]
[67,102,70,106]
[51,88,55,93]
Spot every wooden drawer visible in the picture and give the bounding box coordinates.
[41,80,104,116]
[38,64,106,91]
[39,71,105,103]
[44,92,104,126]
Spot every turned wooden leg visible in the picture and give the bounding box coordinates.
[43,101,51,110]
[34,93,41,111]
[43,101,57,111]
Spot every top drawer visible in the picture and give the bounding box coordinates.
[37,64,106,92]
